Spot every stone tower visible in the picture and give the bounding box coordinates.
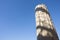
[35,4,59,40]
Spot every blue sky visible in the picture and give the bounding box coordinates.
[0,0,60,40]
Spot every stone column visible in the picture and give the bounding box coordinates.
[35,4,59,40]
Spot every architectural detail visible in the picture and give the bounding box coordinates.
[35,4,59,40]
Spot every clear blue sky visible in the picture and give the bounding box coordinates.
[0,0,60,40]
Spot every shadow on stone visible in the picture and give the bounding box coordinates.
[37,26,59,40]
